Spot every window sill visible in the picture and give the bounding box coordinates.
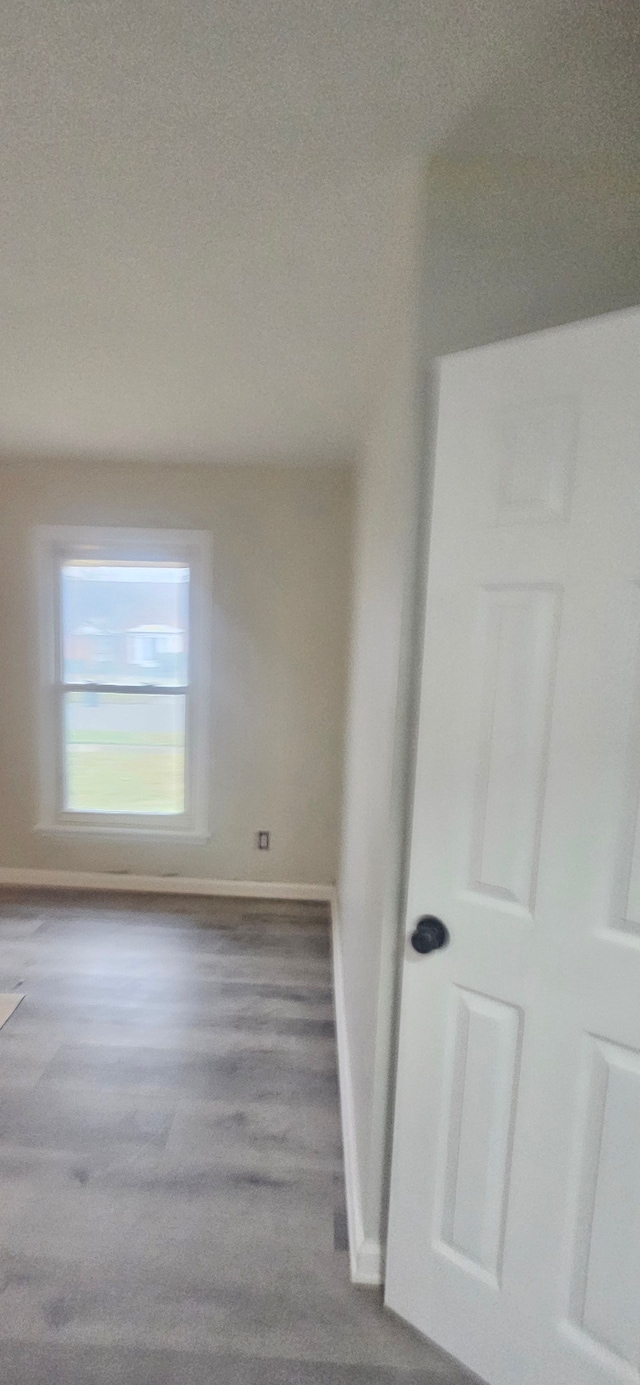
[34,822,210,845]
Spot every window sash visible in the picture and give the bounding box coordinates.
[60,683,189,694]
[60,687,188,818]
[36,526,211,839]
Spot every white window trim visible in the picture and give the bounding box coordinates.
[35,525,211,841]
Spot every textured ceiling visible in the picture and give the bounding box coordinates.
[1,0,638,463]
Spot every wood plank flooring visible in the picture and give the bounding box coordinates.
[0,889,474,1384]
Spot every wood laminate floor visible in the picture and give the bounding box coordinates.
[0,889,474,1384]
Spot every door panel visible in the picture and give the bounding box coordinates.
[613,587,640,938]
[469,585,559,911]
[566,1038,640,1372]
[496,397,578,524]
[434,988,522,1286]
[386,309,640,1385]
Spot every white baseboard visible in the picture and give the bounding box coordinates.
[0,867,332,903]
[330,887,384,1286]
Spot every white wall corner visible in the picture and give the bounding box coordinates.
[0,868,332,903]
[330,887,384,1286]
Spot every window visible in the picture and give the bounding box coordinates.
[36,527,211,837]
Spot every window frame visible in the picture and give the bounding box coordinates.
[35,525,211,840]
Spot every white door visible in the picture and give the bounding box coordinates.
[386,308,640,1385]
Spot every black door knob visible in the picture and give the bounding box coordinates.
[411,916,449,954]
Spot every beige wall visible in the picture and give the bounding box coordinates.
[421,155,640,357]
[338,338,421,1255]
[336,165,423,1266]
[0,459,353,885]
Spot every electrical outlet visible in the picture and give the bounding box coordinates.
[257,831,270,850]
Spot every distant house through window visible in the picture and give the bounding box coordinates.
[36,528,211,838]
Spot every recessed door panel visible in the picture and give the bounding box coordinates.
[497,397,578,524]
[435,988,522,1286]
[567,1038,640,1371]
[468,587,559,912]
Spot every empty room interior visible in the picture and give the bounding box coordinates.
[0,3,639,1383]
